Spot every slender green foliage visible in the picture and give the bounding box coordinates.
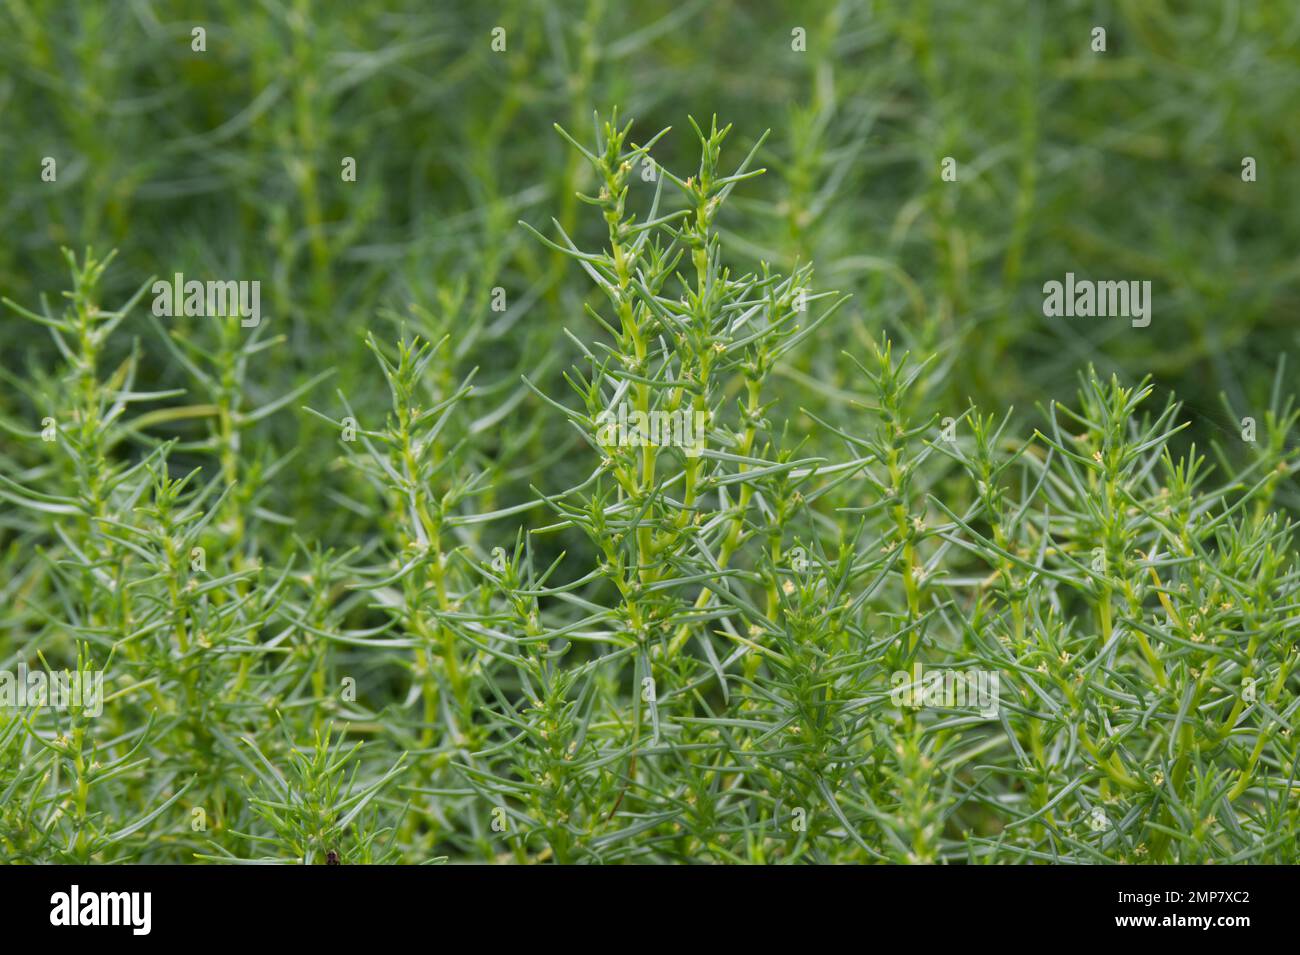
[3,115,1297,863]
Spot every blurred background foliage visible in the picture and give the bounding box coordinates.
[1,0,1298,863]
[3,0,1297,539]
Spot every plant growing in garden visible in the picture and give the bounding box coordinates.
[1,110,1297,865]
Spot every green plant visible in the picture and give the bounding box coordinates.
[3,112,1296,865]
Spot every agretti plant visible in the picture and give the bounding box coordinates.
[1,115,1297,865]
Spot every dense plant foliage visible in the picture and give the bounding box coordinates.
[1,2,1297,864]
